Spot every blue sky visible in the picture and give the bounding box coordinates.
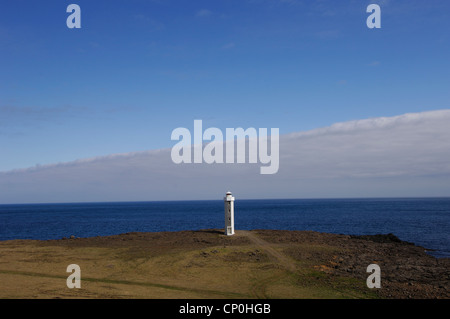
[1,1,450,187]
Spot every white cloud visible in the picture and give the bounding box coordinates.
[221,42,235,50]
[1,110,450,203]
[196,9,212,17]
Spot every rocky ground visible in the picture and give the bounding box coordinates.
[255,230,450,298]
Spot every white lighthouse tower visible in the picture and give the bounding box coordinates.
[224,191,235,236]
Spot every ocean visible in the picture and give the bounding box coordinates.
[0,198,449,258]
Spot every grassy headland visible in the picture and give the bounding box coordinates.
[0,229,448,299]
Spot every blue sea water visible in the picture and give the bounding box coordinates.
[0,198,449,258]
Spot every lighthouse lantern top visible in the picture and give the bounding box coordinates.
[224,191,235,202]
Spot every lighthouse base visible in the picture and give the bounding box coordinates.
[225,227,235,236]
